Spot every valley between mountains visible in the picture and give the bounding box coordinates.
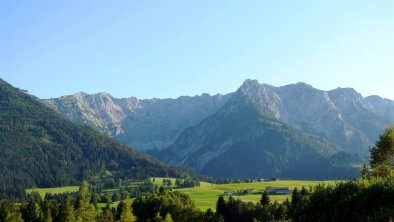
[42,79,394,179]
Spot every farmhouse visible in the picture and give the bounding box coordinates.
[224,191,232,196]
[266,187,291,194]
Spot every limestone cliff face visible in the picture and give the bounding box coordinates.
[235,80,393,155]
[43,93,231,151]
[43,80,394,157]
[159,84,357,179]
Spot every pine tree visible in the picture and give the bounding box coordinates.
[20,200,41,222]
[97,210,114,222]
[153,212,162,222]
[0,200,24,222]
[164,213,173,222]
[75,181,96,222]
[260,190,270,206]
[119,201,136,222]
[60,196,75,222]
[216,195,226,216]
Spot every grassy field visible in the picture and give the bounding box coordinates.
[26,186,79,197]
[26,178,340,211]
[152,177,339,211]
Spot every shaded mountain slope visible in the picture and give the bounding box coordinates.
[159,92,360,179]
[0,79,195,198]
[44,80,394,156]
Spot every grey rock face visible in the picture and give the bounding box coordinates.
[43,79,394,157]
[366,95,394,123]
[43,93,231,151]
[236,80,394,155]
[159,91,358,179]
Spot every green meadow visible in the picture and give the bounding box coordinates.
[26,186,79,197]
[26,178,340,211]
[152,178,339,211]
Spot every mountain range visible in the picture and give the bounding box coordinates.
[0,79,195,198]
[44,92,231,151]
[42,80,394,179]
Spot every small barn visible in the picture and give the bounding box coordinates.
[266,187,291,194]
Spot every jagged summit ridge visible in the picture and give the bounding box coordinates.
[43,92,232,151]
[43,80,394,156]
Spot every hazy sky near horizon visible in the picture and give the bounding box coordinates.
[1,1,393,99]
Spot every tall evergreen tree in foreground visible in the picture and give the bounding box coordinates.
[260,190,270,206]
[75,181,96,222]
[119,201,136,222]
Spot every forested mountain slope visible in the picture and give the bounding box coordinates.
[0,79,195,198]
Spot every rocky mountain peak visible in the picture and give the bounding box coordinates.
[329,87,363,101]
[43,80,394,156]
[43,91,232,151]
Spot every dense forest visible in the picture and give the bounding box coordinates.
[0,79,196,198]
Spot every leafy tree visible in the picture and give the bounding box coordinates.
[132,190,198,222]
[370,127,394,177]
[260,190,270,206]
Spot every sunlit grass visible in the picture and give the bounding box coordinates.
[25,179,341,212]
[26,186,79,197]
[153,178,340,211]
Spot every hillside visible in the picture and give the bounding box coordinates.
[0,79,195,198]
[158,90,361,179]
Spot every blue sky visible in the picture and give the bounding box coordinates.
[1,1,393,99]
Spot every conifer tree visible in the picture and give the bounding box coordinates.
[119,201,136,222]
[97,210,114,222]
[0,200,24,222]
[75,181,96,222]
[153,212,162,222]
[164,213,173,222]
[260,190,270,206]
[60,196,75,222]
